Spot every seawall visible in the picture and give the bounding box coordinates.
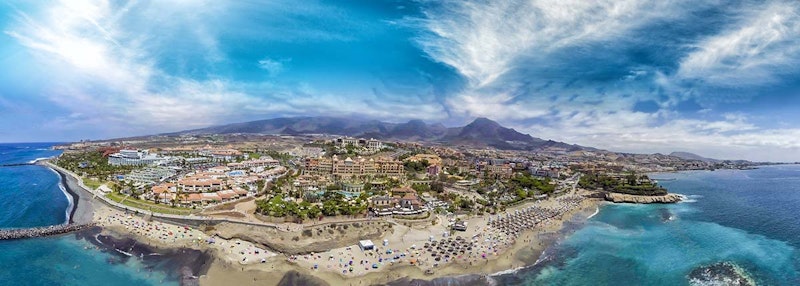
[0,223,95,240]
[604,192,682,204]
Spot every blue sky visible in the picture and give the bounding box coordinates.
[1,0,799,161]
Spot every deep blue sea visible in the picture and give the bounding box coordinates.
[0,143,175,286]
[497,165,800,285]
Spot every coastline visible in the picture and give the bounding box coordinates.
[198,194,603,286]
[41,161,258,285]
[45,166,73,224]
[73,226,213,286]
[37,160,605,286]
[41,161,95,225]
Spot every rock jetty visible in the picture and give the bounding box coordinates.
[0,223,95,240]
[604,192,682,204]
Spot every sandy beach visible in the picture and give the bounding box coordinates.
[45,159,602,286]
[199,191,601,286]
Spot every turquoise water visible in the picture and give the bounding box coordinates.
[500,165,800,285]
[0,143,178,286]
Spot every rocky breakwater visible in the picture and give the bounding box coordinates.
[604,192,682,204]
[0,223,95,240]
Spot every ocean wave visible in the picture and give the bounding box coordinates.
[48,167,73,224]
[490,266,527,276]
[27,157,54,164]
[587,206,600,219]
[114,248,133,257]
[676,193,699,203]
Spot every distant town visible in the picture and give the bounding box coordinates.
[53,127,760,220]
[38,117,772,283]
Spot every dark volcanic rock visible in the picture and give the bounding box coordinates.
[74,227,212,286]
[688,261,755,286]
[277,270,329,286]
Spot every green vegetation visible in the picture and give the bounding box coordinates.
[106,192,195,215]
[411,183,430,193]
[403,159,429,172]
[255,191,367,219]
[56,151,137,179]
[82,177,105,190]
[579,172,667,196]
[264,150,293,164]
[508,173,556,194]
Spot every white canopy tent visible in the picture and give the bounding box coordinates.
[358,240,375,251]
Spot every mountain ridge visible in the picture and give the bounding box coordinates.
[669,151,721,163]
[166,116,586,151]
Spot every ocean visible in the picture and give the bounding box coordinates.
[493,165,800,285]
[3,142,800,285]
[0,143,180,286]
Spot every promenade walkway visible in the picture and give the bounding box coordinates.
[46,162,394,232]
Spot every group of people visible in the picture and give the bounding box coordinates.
[96,210,202,246]
[288,194,590,277]
[489,195,586,239]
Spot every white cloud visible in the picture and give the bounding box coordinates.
[258,58,289,77]
[676,2,800,87]
[446,91,550,121]
[511,108,800,162]
[412,0,800,161]
[415,0,690,87]
[6,1,229,133]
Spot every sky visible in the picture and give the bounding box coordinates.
[1,0,799,162]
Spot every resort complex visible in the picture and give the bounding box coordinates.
[31,123,761,285]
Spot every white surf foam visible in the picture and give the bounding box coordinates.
[48,167,74,224]
[27,157,54,164]
[678,194,701,203]
[587,206,600,219]
[114,248,133,257]
[490,266,526,276]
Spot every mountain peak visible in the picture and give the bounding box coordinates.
[468,117,500,126]
[167,116,584,151]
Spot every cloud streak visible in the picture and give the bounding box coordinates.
[676,2,800,87]
[2,0,800,161]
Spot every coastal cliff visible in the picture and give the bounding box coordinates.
[604,192,682,204]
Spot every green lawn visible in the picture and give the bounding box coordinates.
[105,192,196,216]
[82,178,104,190]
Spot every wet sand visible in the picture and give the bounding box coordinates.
[74,226,213,286]
[199,195,602,286]
[41,160,602,286]
[44,162,95,224]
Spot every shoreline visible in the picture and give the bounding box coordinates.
[34,160,604,286]
[73,226,213,286]
[42,161,95,225]
[45,166,74,224]
[53,166,79,224]
[198,194,602,286]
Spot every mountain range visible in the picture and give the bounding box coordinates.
[168,116,587,151]
[668,152,721,163]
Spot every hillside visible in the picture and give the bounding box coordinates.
[669,152,720,163]
[166,116,585,151]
